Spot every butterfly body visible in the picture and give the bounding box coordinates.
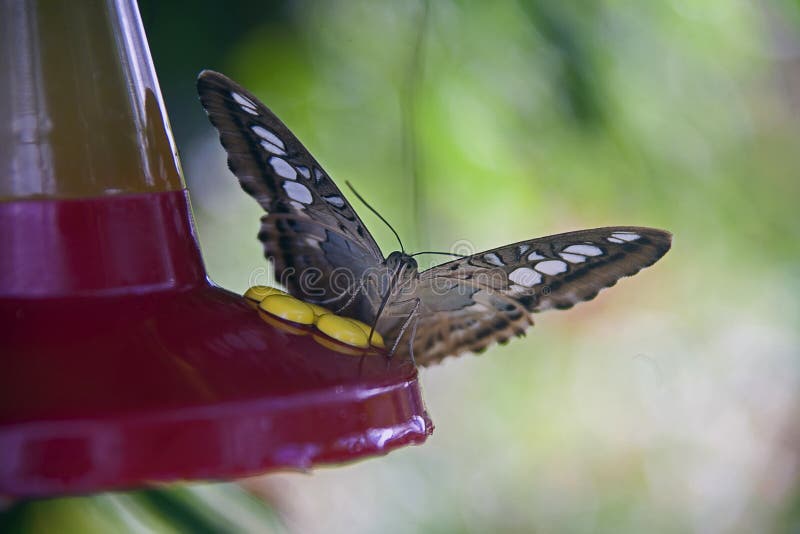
[197,70,671,366]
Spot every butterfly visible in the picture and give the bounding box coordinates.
[197,70,671,366]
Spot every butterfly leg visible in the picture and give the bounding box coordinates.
[388,297,420,361]
[407,313,420,366]
[334,273,368,314]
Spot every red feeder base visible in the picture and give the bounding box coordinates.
[0,190,432,498]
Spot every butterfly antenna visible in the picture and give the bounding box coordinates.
[410,251,468,258]
[346,181,404,253]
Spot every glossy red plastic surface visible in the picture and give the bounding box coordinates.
[0,190,432,497]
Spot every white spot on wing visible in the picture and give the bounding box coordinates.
[324,195,345,209]
[231,92,258,115]
[251,125,285,149]
[259,140,286,156]
[534,260,568,275]
[611,232,640,242]
[607,237,625,244]
[269,156,297,180]
[559,252,586,263]
[518,244,530,255]
[283,181,313,204]
[508,267,541,287]
[484,253,504,267]
[527,251,546,261]
[563,244,602,256]
[296,166,311,179]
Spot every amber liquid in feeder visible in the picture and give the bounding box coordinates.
[0,0,183,200]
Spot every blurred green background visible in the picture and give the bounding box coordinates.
[152,0,800,532]
[18,0,800,532]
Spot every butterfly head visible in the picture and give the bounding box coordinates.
[385,251,419,281]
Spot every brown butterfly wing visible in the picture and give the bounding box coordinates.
[389,227,671,365]
[197,70,384,306]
